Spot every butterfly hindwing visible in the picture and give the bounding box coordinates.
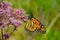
[25,18,40,32]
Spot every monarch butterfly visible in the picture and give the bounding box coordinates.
[25,13,46,34]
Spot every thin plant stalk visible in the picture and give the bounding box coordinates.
[1,28,3,40]
[41,13,60,40]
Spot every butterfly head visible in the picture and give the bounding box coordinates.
[40,23,46,34]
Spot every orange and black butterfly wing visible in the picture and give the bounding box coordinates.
[31,18,42,30]
[25,19,37,32]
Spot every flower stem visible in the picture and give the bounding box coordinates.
[7,26,16,39]
[1,28,3,40]
[9,27,16,36]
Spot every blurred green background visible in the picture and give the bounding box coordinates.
[3,0,60,40]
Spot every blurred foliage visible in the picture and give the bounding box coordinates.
[2,0,60,40]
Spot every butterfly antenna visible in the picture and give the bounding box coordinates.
[28,10,33,19]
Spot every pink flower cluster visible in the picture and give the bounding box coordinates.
[0,1,28,39]
[0,1,28,28]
